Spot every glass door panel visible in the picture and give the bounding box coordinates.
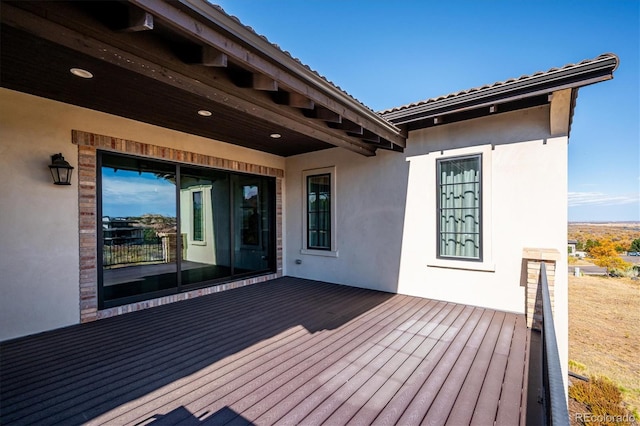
[179,167,231,286]
[232,175,272,274]
[100,153,177,305]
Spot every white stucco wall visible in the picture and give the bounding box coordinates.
[285,104,569,375]
[0,88,284,341]
[180,185,216,264]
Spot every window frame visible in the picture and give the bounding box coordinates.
[306,173,331,251]
[436,154,483,262]
[301,166,338,257]
[192,189,205,243]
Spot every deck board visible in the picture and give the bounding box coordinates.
[445,311,505,425]
[495,314,528,425]
[0,277,528,426]
[421,309,495,425]
[471,312,518,425]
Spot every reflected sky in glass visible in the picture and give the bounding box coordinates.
[102,168,176,218]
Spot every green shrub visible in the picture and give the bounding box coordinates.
[569,359,587,373]
[608,265,639,278]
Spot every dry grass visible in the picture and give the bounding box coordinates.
[568,377,635,425]
[569,274,640,414]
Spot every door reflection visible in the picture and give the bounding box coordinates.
[180,167,232,286]
[100,154,177,305]
[99,153,276,307]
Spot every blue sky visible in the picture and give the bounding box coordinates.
[215,0,639,222]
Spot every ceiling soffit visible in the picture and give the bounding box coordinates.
[0,1,406,157]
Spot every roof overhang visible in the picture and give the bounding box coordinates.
[381,54,619,134]
[0,1,406,157]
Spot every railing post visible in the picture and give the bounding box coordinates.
[522,249,559,331]
[523,248,567,425]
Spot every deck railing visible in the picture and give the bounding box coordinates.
[539,262,570,425]
[103,238,164,267]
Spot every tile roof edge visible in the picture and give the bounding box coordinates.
[378,53,620,116]
[175,0,402,134]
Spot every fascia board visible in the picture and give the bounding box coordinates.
[383,55,618,124]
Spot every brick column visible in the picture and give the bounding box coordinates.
[523,248,560,330]
[78,145,98,322]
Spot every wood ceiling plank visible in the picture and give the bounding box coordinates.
[1,24,331,157]
[1,3,376,157]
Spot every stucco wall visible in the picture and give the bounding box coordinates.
[285,106,568,386]
[285,104,569,372]
[0,88,285,341]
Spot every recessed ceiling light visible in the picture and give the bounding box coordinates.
[270,133,282,139]
[197,110,212,117]
[70,68,93,79]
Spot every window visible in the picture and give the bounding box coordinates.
[301,167,337,256]
[307,173,331,250]
[192,191,204,241]
[437,155,482,260]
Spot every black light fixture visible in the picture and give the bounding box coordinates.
[49,153,74,185]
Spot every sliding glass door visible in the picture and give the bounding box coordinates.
[99,154,178,304]
[98,152,275,308]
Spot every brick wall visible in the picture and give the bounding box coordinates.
[522,248,560,330]
[72,130,284,323]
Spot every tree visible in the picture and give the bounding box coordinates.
[589,239,632,274]
[589,239,617,258]
[630,238,640,252]
[592,255,631,273]
[584,239,600,253]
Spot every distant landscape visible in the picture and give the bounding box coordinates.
[569,221,640,252]
[567,221,639,423]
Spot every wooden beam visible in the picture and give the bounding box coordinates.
[201,46,227,67]
[128,0,406,148]
[309,106,342,123]
[330,119,363,135]
[288,92,314,110]
[272,92,314,110]
[373,139,394,150]
[123,7,153,32]
[359,129,381,144]
[253,74,278,91]
[0,3,376,157]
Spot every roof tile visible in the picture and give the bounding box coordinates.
[211,4,379,114]
[378,53,619,114]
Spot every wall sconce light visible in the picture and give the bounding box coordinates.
[49,153,74,185]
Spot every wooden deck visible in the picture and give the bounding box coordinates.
[0,277,528,425]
